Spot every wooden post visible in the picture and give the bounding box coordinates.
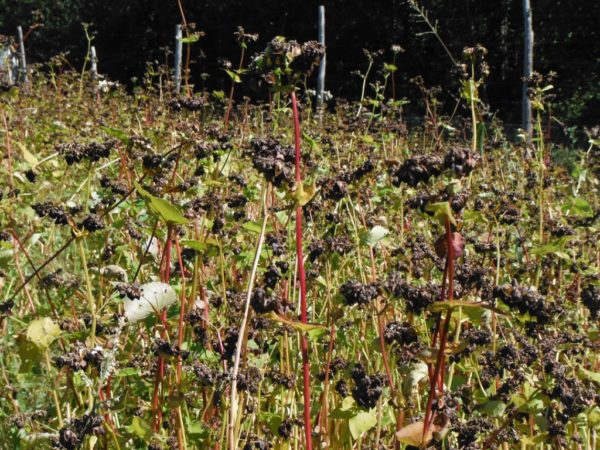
[174,24,182,94]
[522,0,533,138]
[316,5,326,110]
[16,26,27,83]
[90,46,98,80]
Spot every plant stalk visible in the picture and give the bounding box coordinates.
[291,90,314,450]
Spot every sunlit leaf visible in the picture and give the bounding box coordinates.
[349,410,377,439]
[425,201,456,226]
[360,225,389,247]
[429,300,504,315]
[266,311,326,334]
[135,181,189,225]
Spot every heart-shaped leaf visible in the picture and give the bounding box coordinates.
[135,181,189,225]
[425,202,456,226]
[360,225,389,247]
[349,410,378,439]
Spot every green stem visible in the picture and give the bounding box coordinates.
[77,238,96,346]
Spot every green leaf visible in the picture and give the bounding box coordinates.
[17,142,39,166]
[359,225,389,247]
[478,400,507,417]
[429,300,504,315]
[25,317,61,350]
[180,33,202,44]
[242,221,271,234]
[578,366,600,384]
[125,416,152,439]
[425,202,456,226]
[135,181,189,225]
[349,410,377,439]
[463,209,488,224]
[562,197,593,218]
[100,126,130,145]
[224,69,241,83]
[286,181,319,207]
[180,238,219,252]
[17,317,61,372]
[330,396,357,419]
[530,236,573,257]
[114,367,139,378]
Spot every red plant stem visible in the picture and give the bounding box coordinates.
[291,91,313,450]
[174,236,187,384]
[153,225,172,432]
[423,216,455,438]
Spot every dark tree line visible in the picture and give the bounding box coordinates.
[1,0,598,126]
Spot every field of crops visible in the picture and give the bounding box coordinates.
[0,43,599,450]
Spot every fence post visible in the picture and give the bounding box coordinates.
[16,26,27,84]
[316,5,326,110]
[90,45,98,80]
[522,0,533,139]
[174,24,182,94]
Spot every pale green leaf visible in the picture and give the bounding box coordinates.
[135,181,189,225]
[349,410,377,439]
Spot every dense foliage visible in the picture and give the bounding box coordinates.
[0,0,599,126]
[0,46,598,449]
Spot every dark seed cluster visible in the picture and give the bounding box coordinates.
[383,321,419,346]
[350,363,386,408]
[385,273,438,314]
[388,155,443,187]
[339,280,379,307]
[169,95,208,112]
[493,280,561,324]
[58,414,104,450]
[32,202,69,225]
[247,137,296,187]
[581,284,599,319]
[57,140,116,166]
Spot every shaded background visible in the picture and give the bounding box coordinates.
[1,0,598,127]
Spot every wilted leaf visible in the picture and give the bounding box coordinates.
[396,413,450,446]
[123,282,177,323]
[402,362,429,396]
[395,420,432,447]
[434,232,464,259]
[266,311,326,334]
